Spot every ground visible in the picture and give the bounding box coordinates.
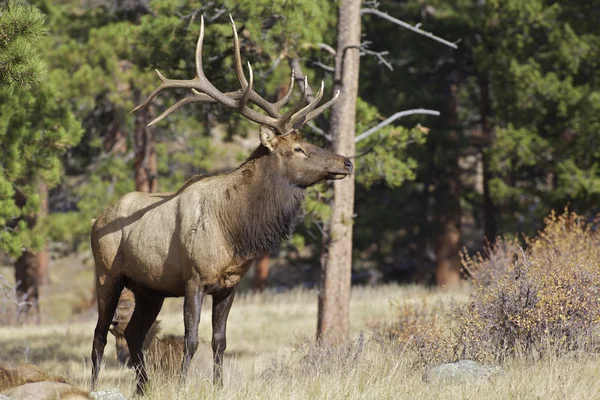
[0,256,599,399]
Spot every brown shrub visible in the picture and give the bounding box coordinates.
[376,298,456,365]
[456,211,600,362]
[462,237,521,286]
[380,210,600,365]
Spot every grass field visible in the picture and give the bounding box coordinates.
[1,257,600,399]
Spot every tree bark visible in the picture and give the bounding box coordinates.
[15,249,40,321]
[434,82,462,287]
[134,106,158,193]
[317,0,361,344]
[37,182,49,285]
[12,180,47,320]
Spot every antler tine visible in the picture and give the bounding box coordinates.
[304,89,341,124]
[288,80,325,129]
[229,14,248,89]
[148,90,244,127]
[239,62,253,110]
[229,15,298,118]
[273,70,295,110]
[278,76,309,129]
[148,93,214,126]
[130,69,203,114]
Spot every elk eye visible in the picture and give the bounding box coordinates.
[294,147,306,155]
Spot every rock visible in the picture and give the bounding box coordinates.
[423,360,503,384]
[90,388,127,400]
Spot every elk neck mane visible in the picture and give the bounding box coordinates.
[183,144,305,262]
[222,144,305,260]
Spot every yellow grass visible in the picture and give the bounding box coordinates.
[1,260,599,399]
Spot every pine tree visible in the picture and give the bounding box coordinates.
[0,1,47,90]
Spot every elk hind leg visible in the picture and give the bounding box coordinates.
[91,275,124,391]
[124,291,164,395]
[180,283,205,384]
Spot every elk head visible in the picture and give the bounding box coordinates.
[131,15,353,184]
[258,127,352,187]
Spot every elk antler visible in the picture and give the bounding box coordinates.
[132,15,339,135]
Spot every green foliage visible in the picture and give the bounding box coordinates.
[0,1,47,89]
[479,0,600,232]
[0,81,83,257]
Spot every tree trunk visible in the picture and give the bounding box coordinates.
[434,82,462,287]
[478,71,497,243]
[13,180,47,321]
[317,0,361,344]
[15,250,40,321]
[252,254,270,292]
[37,182,50,285]
[134,107,158,193]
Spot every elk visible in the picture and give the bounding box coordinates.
[90,15,352,395]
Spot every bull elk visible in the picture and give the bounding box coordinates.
[90,15,352,394]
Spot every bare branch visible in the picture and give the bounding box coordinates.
[360,48,393,71]
[361,8,458,49]
[306,121,332,141]
[318,43,337,56]
[355,108,440,143]
[311,60,335,73]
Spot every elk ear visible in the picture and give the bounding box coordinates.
[259,126,279,152]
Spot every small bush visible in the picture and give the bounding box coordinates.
[375,298,457,365]
[380,210,600,365]
[457,211,600,361]
[0,273,38,325]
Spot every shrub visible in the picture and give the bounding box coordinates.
[0,273,38,325]
[457,211,600,361]
[381,210,600,365]
[375,298,457,365]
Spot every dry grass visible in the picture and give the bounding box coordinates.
[0,277,598,399]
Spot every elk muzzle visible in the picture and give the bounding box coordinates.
[327,157,353,180]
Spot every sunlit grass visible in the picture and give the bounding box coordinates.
[1,263,599,399]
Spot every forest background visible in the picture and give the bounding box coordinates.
[2,0,600,314]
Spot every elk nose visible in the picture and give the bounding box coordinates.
[344,158,353,172]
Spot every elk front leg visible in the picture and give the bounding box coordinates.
[180,283,205,383]
[211,288,235,388]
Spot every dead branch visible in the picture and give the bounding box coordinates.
[355,109,440,143]
[306,121,332,141]
[318,43,337,56]
[360,48,393,71]
[311,61,335,73]
[361,8,458,49]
